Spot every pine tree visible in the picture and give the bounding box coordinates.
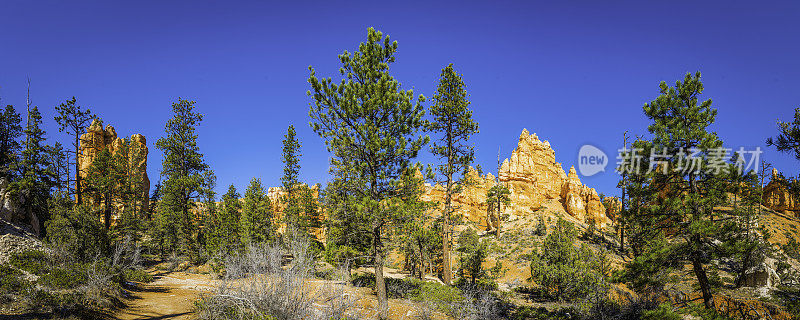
[111,138,147,239]
[54,97,95,205]
[46,142,69,195]
[322,173,372,270]
[0,105,23,178]
[308,28,428,315]
[486,184,510,235]
[85,147,117,230]
[12,106,55,236]
[621,72,737,309]
[280,125,303,230]
[240,177,274,245]
[218,185,241,253]
[767,107,800,160]
[530,218,609,301]
[428,63,479,285]
[154,98,211,257]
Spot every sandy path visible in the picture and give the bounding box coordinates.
[115,271,216,320]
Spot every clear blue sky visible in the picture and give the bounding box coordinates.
[1,0,798,197]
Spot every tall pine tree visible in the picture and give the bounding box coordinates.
[427,63,479,285]
[0,105,23,178]
[308,28,427,315]
[12,106,55,236]
[621,72,739,309]
[280,125,303,231]
[155,98,210,257]
[54,97,95,205]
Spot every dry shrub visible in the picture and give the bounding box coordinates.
[196,233,356,320]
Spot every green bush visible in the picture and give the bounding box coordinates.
[530,218,609,301]
[510,306,580,320]
[46,204,109,260]
[535,216,547,236]
[9,250,50,275]
[124,268,154,283]
[38,266,88,289]
[641,303,681,320]
[350,272,374,288]
[350,273,428,299]
[0,264,30,294]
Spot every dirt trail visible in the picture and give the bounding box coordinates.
[115,270,216,320]
[114,268,428,320]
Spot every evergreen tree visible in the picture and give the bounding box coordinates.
[46,204,109,261]
[85,148,117,230]
[621,72,737,309]
[767,107,800,160]
[45,142,69,195]
[456,228,497,288]
[485,184,510,234]
[12,106,55,235]
[308,28,428,314]
[0,105,23,178]
[54,97,95,204]
[149,181,162,220]
[217,185,241,253]
[155,98,211,257]
[428,63,479,285]
[281,125,303,230]
[530,218,609,301]
[322,173,372,270]
[112,138,147,239]
[240,177,274,245]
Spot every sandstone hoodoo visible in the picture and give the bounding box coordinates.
[422,128,612,230]
[78,119,150,220]
[763,168,799,214]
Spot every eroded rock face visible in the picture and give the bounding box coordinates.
[0,177,39,236]
[763,168,799,214]
[421,128,612,230]
[78,120,149,219]
[740,257,781,294]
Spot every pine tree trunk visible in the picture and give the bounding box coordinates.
[442,144,454,286]
[692,255,714,309]
[443,195,452,285]
[373,225,388,317]
[75,134,82,205]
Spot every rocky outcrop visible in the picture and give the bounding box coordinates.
[0,177,40,236]
[0,219,45,264]
[763,168,799,214]
[499,129,611,227]
[740,257,781,296]
[78,119,150,219]
[421,167,496,229]
[422,129,612,230]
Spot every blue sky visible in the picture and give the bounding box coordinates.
[1,0,798,197]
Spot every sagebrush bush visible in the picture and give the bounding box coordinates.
[196,234,356,320]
